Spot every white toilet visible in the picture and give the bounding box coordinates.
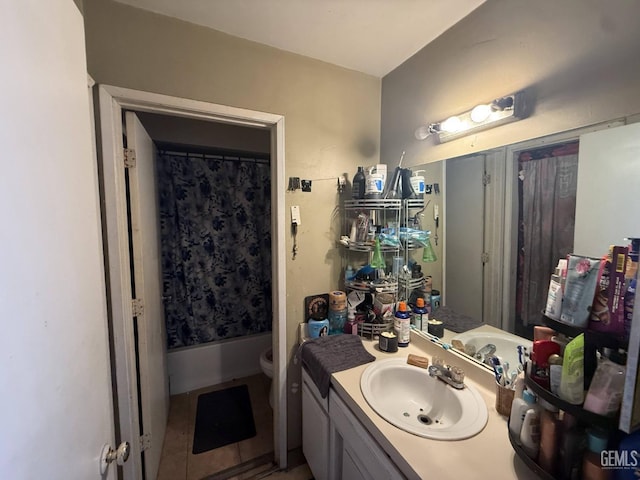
[259,347,274,408]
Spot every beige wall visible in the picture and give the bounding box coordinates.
[83,0,381,449]
[381,0,640,168]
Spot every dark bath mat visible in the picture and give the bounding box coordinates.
[192,384,256,454]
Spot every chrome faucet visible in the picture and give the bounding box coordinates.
[428,361,465,389]
[475,343,497,365]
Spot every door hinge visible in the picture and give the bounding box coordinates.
[131,298,144,317]
[139,433,151,452]
[481,252,490,264]
[482,173,491,186]
[124,148,136,168]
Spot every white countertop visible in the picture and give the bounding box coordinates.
[329,331,540,480]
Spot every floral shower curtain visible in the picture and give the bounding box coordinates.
[156,150,272,349]
[516,142,579,329]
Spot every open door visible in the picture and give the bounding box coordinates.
[445,154,486,321]
[124,112,170,479]
[0,2,118,478]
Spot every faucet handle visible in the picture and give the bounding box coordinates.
[432,356,445,367]
[450,365,465,384]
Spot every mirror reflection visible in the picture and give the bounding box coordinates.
[409,120,640,369]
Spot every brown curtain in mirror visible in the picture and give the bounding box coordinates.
[516,142,579,333]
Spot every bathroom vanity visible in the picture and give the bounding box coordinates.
[302,332,539,480]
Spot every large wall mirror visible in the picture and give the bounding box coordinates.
[410,119,640,368]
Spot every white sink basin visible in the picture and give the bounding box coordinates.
[360,358,488,440]
[451,329,532,372]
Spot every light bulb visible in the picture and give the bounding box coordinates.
[440,116,462,133]
[470,104,492,123]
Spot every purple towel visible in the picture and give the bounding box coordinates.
[300,334,375,398]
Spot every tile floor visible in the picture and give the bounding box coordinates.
[157,373,312,480]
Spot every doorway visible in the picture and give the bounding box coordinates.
[97,85,287,479]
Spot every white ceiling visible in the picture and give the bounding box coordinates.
[114,0,485,77]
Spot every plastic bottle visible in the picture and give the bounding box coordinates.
[548,353,563,396]
[411,297,429,331]
[343,311,358,335]
[539,404,561,475]
[559,413,586,479]
[583,357,626,417]
[509,389,538,442]
[394,301,411,347]
[344,265,354,284]
[582,429,609,480]
[520,408,541,459]
[351,166,365,199]
[559,333,585,404]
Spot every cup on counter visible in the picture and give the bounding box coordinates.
[495,382,515,417]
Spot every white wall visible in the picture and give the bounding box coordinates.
[382,0,640,168]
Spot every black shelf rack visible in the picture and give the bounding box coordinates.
[540,313,628,389]
[508,428,555,480]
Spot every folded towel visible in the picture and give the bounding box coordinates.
[431,306,482,333]
[300,334,375,398]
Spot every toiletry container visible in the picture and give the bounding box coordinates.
[308,318,329,338]
[583,357,626,417]
[328,291,347,335]
[548,353,563,396]
[520,407,541,459]
[539,404,561,475]
[352,166,365,199]
[394,301,411,347]
[509,389,538,443]
[430,289,441,311]
[410,170,425,199]
[343,311,358,335]
[364,166,384,199]
[559,413,586,479]
[582,429,610,480]
[530,340,561,390]
[411,297,428,331]
[559,333,585,404]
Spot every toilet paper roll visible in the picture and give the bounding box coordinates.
[329,291,347,311]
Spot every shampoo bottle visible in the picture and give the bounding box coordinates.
[394,301,411,347]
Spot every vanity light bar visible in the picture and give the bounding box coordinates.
[426,91,530,143]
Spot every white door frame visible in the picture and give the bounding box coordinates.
[97,85,287,476]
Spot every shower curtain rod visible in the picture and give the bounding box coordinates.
[158,148,270,165]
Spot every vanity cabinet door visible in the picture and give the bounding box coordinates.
[302,371,329,480]
[329,391,404,480]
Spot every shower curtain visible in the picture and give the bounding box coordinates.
[516,142,579,329]
[156,150,272,349]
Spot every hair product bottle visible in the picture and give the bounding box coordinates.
[394,301,411,347]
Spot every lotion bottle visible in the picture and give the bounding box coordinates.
[509,389,538,442]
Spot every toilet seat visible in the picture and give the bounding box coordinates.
[260,347,273,378]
